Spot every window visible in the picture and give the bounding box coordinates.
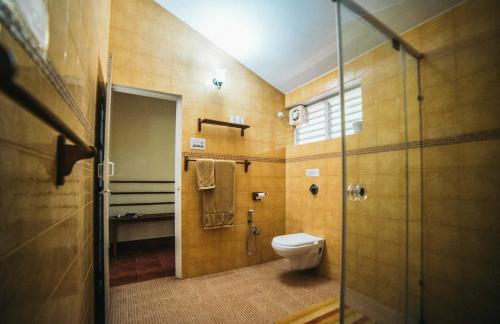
[294,86,362,145]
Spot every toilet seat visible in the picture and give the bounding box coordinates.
[271,233,325,270]
[272,233,323,249]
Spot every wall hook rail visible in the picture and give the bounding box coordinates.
[0,44,96,186]
[184,156,251,172]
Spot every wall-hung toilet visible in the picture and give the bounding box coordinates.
[271,233,325,270]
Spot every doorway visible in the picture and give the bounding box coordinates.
[108,88,177,286]
[95,74,183,322]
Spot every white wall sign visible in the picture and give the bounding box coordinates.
[190,137,206,150]
[306,168,320,177]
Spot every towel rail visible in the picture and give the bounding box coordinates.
[110,180,174,183]
[184,156,251,173]
[0,44,96,185]
[111,191,174,195]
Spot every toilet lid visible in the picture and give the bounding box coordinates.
[272,233,323,248]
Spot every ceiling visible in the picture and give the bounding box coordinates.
[154,0,462,93]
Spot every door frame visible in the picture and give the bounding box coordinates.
[93,62,107,324]
[94,83,184,322]
[109,84,183,279]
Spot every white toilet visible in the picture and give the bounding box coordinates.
[271,233,325,270]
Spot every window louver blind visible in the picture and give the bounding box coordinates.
[295,86,362,145]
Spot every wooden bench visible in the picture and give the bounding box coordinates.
[109,212,175,256]
[109,179,176,256]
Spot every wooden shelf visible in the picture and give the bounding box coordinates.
[198,118,250,136]
[111,191,174,195]
[110,213,174,223]
[110,202,174,207]
[110,180,174,183]
[109,213,175,256]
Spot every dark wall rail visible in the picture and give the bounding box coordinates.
[0,44,96,185]
[184,156,251,172]
[110,180,174,183]
[109,180,175,207]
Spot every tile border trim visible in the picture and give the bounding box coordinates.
[0,3,94,137]
[183,129,500,164]
[287,129,500,162]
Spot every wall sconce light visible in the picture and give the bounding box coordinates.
[213,68,226,90]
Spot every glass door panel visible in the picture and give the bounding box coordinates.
[336,1,421,323]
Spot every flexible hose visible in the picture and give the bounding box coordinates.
[245,225,259,256]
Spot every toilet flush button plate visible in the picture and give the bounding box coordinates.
[306,168,320,177]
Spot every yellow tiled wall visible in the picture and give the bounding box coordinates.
[0,0,111,323]
[109,0,293,278]
[285,0,500,322]
[403,0,500,322]
[286,139,342,280]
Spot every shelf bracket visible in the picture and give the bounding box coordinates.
[56,135,96,185]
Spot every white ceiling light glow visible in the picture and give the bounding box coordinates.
[201,11,260,61]
[155,0,463,93]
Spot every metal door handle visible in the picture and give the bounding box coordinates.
[97,163,103,178]
[97,161,114,178]
[356,184,367,200]
[109,161,114,177]
[347,184,368,201]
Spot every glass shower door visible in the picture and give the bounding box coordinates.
[336,1,422,323]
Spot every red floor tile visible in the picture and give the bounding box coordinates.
[109,237,175,287]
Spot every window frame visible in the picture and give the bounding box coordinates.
[293,84,362,146]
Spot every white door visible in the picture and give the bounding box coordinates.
[101,53,114,322]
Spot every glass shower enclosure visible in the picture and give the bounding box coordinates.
[334,1,422,323]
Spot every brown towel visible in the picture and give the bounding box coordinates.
[196,159,215,190]
[202,160,235,229]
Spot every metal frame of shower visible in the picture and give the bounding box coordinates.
[335,0,423,60]
[333,0,423,323]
